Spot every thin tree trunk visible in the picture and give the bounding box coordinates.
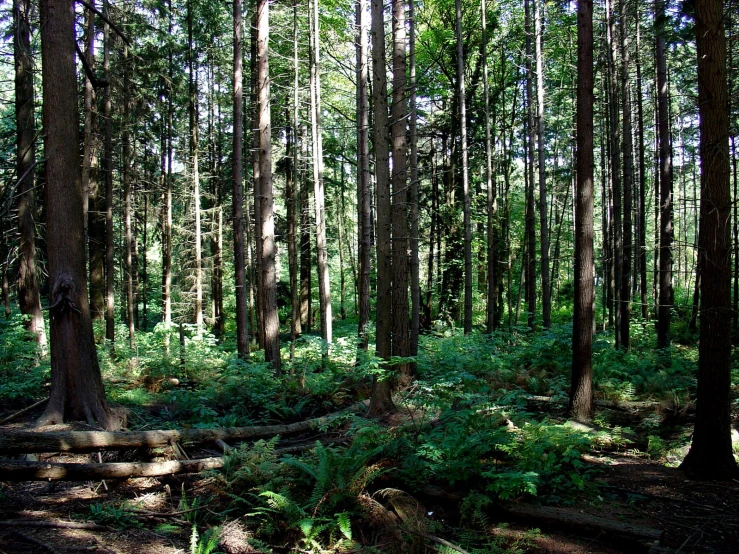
[257,0,281,372]
[656,0,673,350]
[356,0,371,350]
[309,0,332,345]
[291,0,301,342]
[525,1,537,330]
[635,4,648,320]
[250,14,264,348]
[300,122,312,333]
[570,0,594,423]
[482,0,495,333]
[160,0,173,350]
[287,106,299,357]
[104,0,115,344]
[619,0,633,349]
[409,0,420,358]
[14,0,47,350]
[233,0,249,358]
[534,0,550,329]
[188,2,203,328]
[123,44,134,348]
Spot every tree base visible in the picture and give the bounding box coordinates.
[680,450,739,481]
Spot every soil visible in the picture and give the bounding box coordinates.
[1,411,738,553]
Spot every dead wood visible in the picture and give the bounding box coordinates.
[527,395,694,413]
[0,456,225,481]
[12,530,64,554]
[0,397,49,424]
[0,401,367,454]
[0,520,108,530]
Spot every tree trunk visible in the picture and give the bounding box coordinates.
[300,122,312,333]
[104,0,115,344]
[14,0,47,350]
[123,44,135,348]
[250,14,264,348]
[635,4,648,320]
[287,102,299,356]
[160,0,173,350]
[232,0,249,358]
[392,0,410,375]
[258,0,281,372]
[291,0,301,342]
[482,0,495,333]
[309,0,332,345]
[368,0,394,416]
[188,2,203,328]
[619,0,633,349]
[356,0,371,351]
[681,0,739,479]
[569,0,595,423]
[409,0,420,358]
[37,0,112,429]
[655,0,673,350]
[534,0,550,329]
[456,0,473,334]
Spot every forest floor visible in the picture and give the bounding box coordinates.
[1,318,738,553]
[0,404,738,554]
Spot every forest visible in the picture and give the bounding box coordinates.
[0,0,737,551]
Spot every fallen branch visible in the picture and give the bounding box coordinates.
[12,530,64,554]
[0,520,107,531]
[527,395,694,413]
[0,397,49,425]
[0,457,225,481]
[0,401,366,454]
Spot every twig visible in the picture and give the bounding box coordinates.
[0,397,48,424]
[76,0,131,47]
[123,506,202,518]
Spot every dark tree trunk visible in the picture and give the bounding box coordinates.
[38,0,112,429]
[188,2,203,328]
[104,0,115,344]
[619,0,633,349]
[635,4,648,320]
[656,0,673,350]
[123,44,134,348]
[14,0,47,350]
[368,0,394,416]
[232,0,249,358]
[409,0,420,358]
[680,0,739,479]
[299,123,312,333]
[356,0,371,350]
[569,0,595,423]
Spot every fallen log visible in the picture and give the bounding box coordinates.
[0,401,367,454]
[0,520,107,531]
[0,457,225,481]
[527,395,694,413]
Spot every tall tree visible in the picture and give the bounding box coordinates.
[14,0,47,350]
[356,0,371,351]
[569,0,595,423]
[680,0,739,480]
[455,0,473,334]
[482,0,495,333]
[258,0,281,371]
[619,0,633,349]
[38,0,112,428]
[309,0,332,345]
[392,0,410,371]
[655,0,673,350]
[524,0,537,329]
[409,0,420,359]
[123,43,135,348]
[103,0,115,343]
[534,0,550,329]
[232,0,249,358]
[368,0,394,415]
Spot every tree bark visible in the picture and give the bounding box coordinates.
[680,0,739,480]
[655,0,673,350]
[409,0,420,359]
[356,0,371,351]
[368,0,394,416]
[258,0,281,372]
[392,0,410,374]
[37,0,111,429]
[309,0,332,345]
[456,0,473,334]
[300,123,312,332]
[534,0,550,329]
[635,4,648,320]
[123,43,135,348]
[188,1,203,328]
[619,0,633,349]
[569,0,594,423]
[482,0,495,333]
[233,0,249,358]
[104,0,115,344]
[14,0,47,351]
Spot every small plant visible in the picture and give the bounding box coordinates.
[88,502,142,529]
[190,525,221,554]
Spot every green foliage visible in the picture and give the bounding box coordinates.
[88,502,142,529]
[190,525,221,554]
[0,313,48,403]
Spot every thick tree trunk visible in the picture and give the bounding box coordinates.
[569,0,594,423]
[233,0,249,358]
[258,0,281,372]
[104,0,115,344]
[456,0,473,334]
[309,0,332,345]
[534,0,550,329]
[38,0,111,429]
[655,0,673,350]
[14,0,47,350]
[680,0,739,480]
[356,0,371,351]
[392,0,410,375]
[368,0,394,416]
